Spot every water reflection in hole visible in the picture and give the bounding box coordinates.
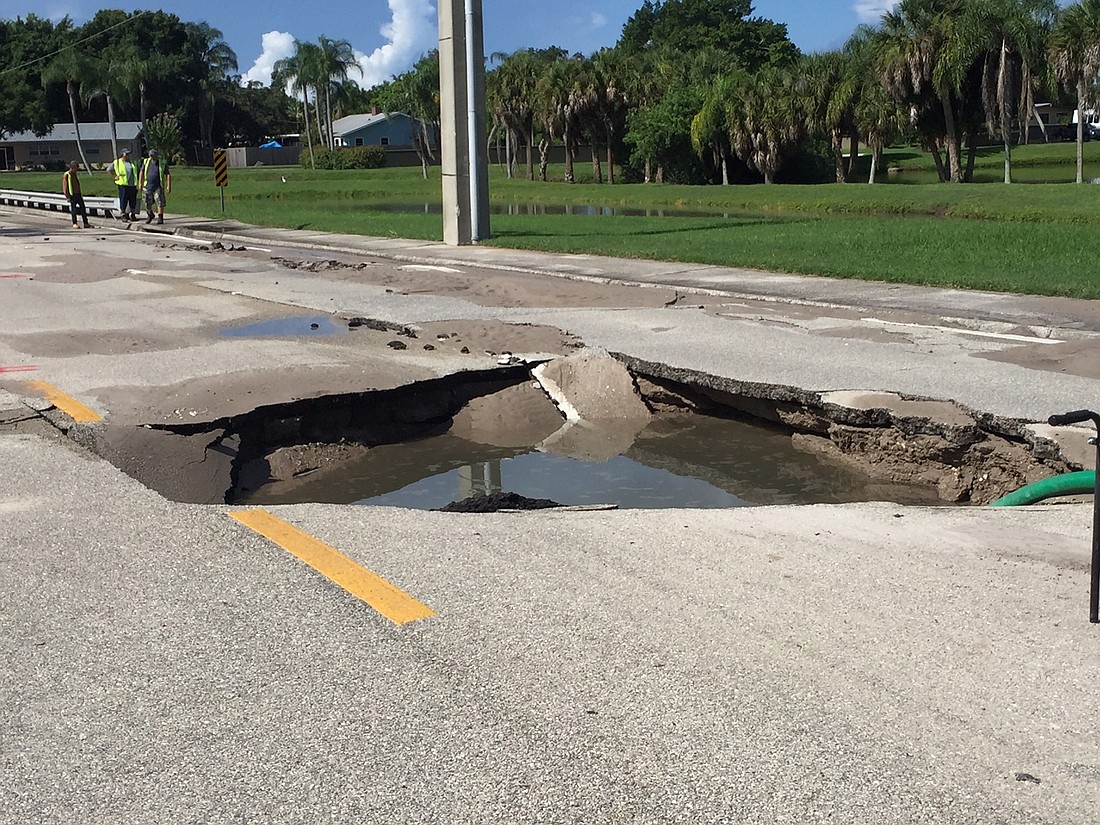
[237,415,943,509]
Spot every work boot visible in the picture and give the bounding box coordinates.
[83,223,92,229]
[156,215,163,225]
[145,212,154,224]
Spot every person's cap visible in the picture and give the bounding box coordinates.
[149,149,158,156]
[121,147,131,154]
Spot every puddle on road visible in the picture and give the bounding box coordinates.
[234,415,941,509]
[220,315,346,337]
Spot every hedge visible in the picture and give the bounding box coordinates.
[300,146,386,170]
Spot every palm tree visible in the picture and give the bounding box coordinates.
[82,49,129,161]
[802,51,854,182]
[972,0,1055,183]
[691,74,735,184]
[857,80,907,182]
[318,37,362,148]
[118,48,169,153]
[873,0,973,183]
[489,48,567,181]
[273,42,317,169]
[536,56,587,183]
[726,66,806,184]
[41,48,94,173]
[1050,0,1100,183]
[186,22,238,154]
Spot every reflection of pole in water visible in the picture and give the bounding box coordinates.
[458,461,502,499]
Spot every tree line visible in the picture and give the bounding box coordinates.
[3,0,1099,184]
[474,0,1100,185]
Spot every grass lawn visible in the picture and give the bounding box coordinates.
[4,142,1100,298]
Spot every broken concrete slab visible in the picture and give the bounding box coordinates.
[533,349,651,423]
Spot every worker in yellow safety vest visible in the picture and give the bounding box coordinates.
[137,149,171,225]
[112,147,138,221]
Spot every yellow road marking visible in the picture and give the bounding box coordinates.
[228,509,436,625]
[25,381,102,423]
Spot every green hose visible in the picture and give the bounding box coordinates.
[989,471,1096,507]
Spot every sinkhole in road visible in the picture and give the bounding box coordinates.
[108,356,1063,510]
[233,414,940,509]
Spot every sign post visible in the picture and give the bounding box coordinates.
[213,149,229,213]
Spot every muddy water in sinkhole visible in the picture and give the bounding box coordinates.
[234,414,942,510]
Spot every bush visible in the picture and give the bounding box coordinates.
[299,146,387,170]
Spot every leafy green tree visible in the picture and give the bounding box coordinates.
[1049,0,1100,183]
[0,15,63,138]
[374,52,440,179]
[618,0,798,69]
[145,113,183,162]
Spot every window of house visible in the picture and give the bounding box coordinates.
[380,137,390,146]
[355,138,363,146]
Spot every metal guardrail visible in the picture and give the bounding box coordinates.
[0,188,118,219]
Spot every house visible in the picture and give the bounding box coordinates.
[0,122,143,171]
[331,111,433,150]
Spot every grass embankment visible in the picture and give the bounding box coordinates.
[6,143,1100,298]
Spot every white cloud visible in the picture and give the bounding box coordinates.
[242,30,295,86]
[590,12,608,29]
[854,0,898,22]
[355,0,437,89]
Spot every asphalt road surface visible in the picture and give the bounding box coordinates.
[2,209,1099,824]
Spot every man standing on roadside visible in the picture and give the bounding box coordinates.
[61,160,92,229]
[112,147,138,221]
[138,148,171,225]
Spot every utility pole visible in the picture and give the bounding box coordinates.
[439,0,491,245]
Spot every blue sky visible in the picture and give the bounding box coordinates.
[7,0,901,87]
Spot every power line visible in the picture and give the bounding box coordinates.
[0,10,154,79]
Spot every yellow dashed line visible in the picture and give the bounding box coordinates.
[25,381,102,423]
[229,509,436,625]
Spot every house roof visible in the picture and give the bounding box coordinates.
[331,113,389,136]
[332,112,415,137]
[1,122,143,143]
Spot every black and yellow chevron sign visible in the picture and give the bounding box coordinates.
[213,150,229,188]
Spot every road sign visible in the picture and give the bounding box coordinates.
[213,149,229,187]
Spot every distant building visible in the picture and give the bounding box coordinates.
[331,110,433,150]
[0,122,143,171]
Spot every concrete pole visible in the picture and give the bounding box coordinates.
[439,0,490,245]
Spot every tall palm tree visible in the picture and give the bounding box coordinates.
[972,0,1055,183]
[82,49,129,161]
[118,48,169,153]
[273,42,317,169]
[318,37,362,148]
[41,48,93,172]
[186,22,238,153]
[489,48,566,181]
[1050,0,1100,183]
[873,0,973,182]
